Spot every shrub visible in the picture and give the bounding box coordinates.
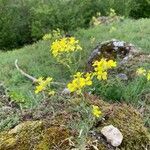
[31,0,103,38]
[0,0,33,50]
[0,0,149,50]
[130,0,150,18]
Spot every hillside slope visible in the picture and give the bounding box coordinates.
[0,19,150,107]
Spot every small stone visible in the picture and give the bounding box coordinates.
[113,41,124,47]
[61,88,71,95]
[9,121,42,134]
[101,125,123,147]
[117,73,128,80]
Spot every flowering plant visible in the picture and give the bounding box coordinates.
[93,58,117,80]
[136,67,150,81]
[51,37,82,57]
[67,72,93,94]
[92,105,102,118]
[35,77,55,96]
[42,33,52,41]
[67,58,117,95]
[50,36,82,74]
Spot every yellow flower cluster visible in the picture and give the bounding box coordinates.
[51,37,82,57]
[136,67,150,81]
[93,58,117,80]
[67,72,92,94]
[90,12,101,26]
[91,16,101,26]
[35,77,54,94]
[92,105,102,118]
[147,72,150,81]
[67,58,117,94]
[136,68,146,76]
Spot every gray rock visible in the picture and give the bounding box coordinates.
[8,121,42,134]
[86,39,138,71]
[117,73,128,80]
[61,88,71,95]
[101,125,123,147]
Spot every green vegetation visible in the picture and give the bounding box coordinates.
[0,19,150,108]
[0,0,149,50]
[0,0,150,148]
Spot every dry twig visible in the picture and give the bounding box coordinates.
[15,59,66,86]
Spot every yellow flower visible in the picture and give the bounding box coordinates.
[50,37,82,57]
[48,91,55,96]
[107,60,117,68]
[97,71,107,80]
[92,105,102,118]
[37,77,44,83]
[35,77,53,94]
[136,68,146,76]
[35,85,44,94]
[93,58,117,80]
[85,73,93,85]
[67,72,93,94]
[74,72,83,78]
[147,71,150,81]
[136,68,150,81]
[92,16,100,26]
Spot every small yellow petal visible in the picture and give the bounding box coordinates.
[136,68,146,76]
[92,105,102,118]
[147,71,150,81]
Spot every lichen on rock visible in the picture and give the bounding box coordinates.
[86,40,150,81]
[87,39,138,71]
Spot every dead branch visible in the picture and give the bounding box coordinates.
[15,59,37,83]
[15,59,66,86]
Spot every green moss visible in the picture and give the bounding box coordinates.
[0,98,149,150]
[0,121,74,150]
[0,121,44,150]
[0,133,17,150]
[95,103,150,150]
[36,126,73,150]
[69,96,150,149]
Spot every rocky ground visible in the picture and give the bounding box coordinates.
[0,93,150,149]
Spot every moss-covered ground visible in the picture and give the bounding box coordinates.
[0,96,149,150]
